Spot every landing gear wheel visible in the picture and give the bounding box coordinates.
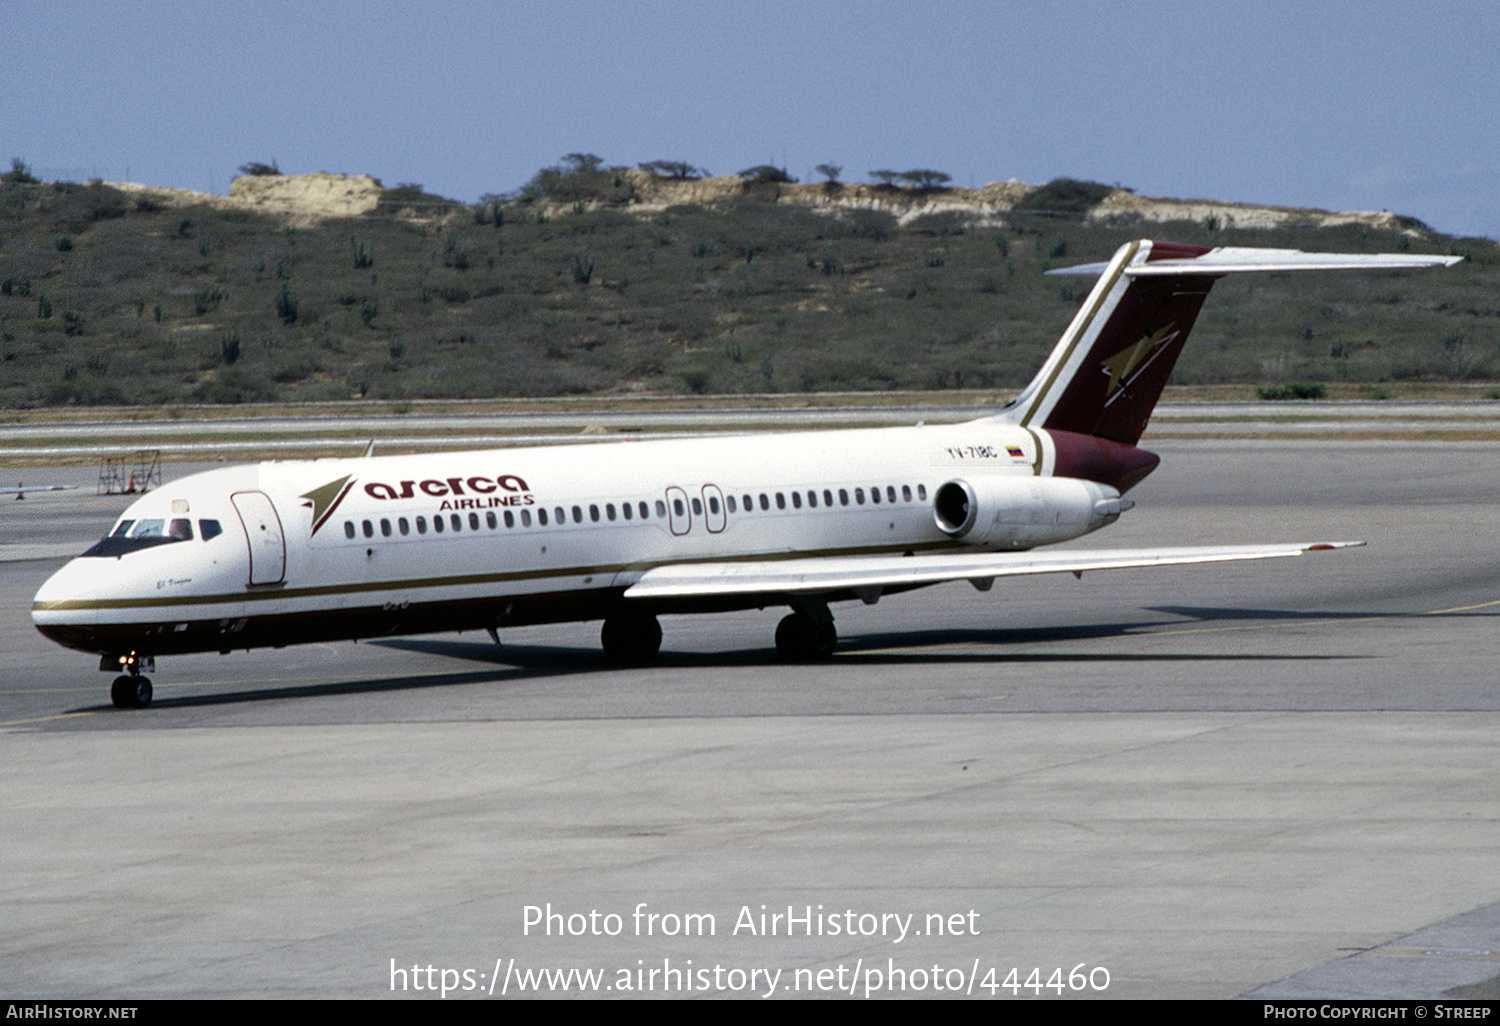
[775,612,837,661]
[601,613,663,665]
[111,675,153,709]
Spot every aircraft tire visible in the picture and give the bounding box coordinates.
[775,613,836,661]
[601,613,663,665]
[111,675,152,709]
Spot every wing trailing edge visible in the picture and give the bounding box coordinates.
[622,541,1364,602]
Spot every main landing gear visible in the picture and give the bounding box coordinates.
[600,612,663,665]
[103,653,154,709]
[774,603,837,661]
[598,603,837,664]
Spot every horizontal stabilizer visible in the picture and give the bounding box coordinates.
[1049,247,1463,277]
[623,541,1363,601]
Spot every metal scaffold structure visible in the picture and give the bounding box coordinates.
[98,450,162,495]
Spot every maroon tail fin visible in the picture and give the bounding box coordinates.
[1003,240,1216,446]
[1000,240,1462,447]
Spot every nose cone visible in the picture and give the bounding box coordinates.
[32,557,109,653]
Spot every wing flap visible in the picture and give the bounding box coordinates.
[623,541,1363,601]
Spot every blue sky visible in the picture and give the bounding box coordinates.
[9,0,1498,239]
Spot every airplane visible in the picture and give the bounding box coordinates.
[31,239,1461,708]
[3,483,79,499]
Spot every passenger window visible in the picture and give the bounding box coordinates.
[434,516,444,533]
[590,504,601,522]
[775,493,786,510]
[806,491,816,508]
[790,492,801,509]
[622,502,632,520]
[823,489,833,507]
[417,516,428,534]
[639,501,649,519]
[726,496,737,514]
[504,511,514,528]
[486,512,497,529]
[743,494,753,511]
[520,509,531,527]
[655,500,667,518]
[380,518,392,537]
[902,485,912,502]
[362,520,374,538]
[871,488,880,504]
[672,499,683,517]
[855,488,865,505]
[759,494,770,511]
[344,521,356,539]
[469,513,480,530]
[554,507,565,524]
[917,484,927,501]
[538,508,549,526]
[607,504,617,521]
[708,496,720,515]
[691,498,702,515]
[839,489,849,506]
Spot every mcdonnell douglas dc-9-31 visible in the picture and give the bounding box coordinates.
[32,239,1460,708]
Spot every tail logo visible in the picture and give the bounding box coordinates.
[1101,323,1180,403]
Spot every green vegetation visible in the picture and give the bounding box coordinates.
[0,166,1494,408]
[738,165,797,184]
[1257,382,1327,401]
[1015,178,1119,213]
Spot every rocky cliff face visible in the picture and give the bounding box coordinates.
[607,168,1421,235]
[227,172,383,216]
[106,169,1419,235]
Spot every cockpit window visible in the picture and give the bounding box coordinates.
[84,515,201,558]
[199,519,223,541]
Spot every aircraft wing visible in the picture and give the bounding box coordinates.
[622,541,1363,602]
[0,485,78,496]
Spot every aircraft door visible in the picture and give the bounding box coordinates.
[702,484,726,533]
[665,486,691,536]
[231,490,286,586]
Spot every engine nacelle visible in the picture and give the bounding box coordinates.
[932,475,1130,549]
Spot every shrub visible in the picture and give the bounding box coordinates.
[1016,178,1116,213]
[1256,382,1326,400]
[738,165,796,184]
[275,284,298,324]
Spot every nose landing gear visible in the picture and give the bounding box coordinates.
[102,653,155,709]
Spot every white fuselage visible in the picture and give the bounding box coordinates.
[31,417,1122,658]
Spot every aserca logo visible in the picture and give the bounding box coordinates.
[362,474,533,508]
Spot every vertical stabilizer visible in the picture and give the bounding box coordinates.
[1002,240,1214,446]
[1000,240,1461,447]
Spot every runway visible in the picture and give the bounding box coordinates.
[3,438,1500,998]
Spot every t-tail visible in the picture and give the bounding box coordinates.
[996,238,1461,490]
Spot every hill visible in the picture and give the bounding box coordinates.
[0,168,1493,408]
